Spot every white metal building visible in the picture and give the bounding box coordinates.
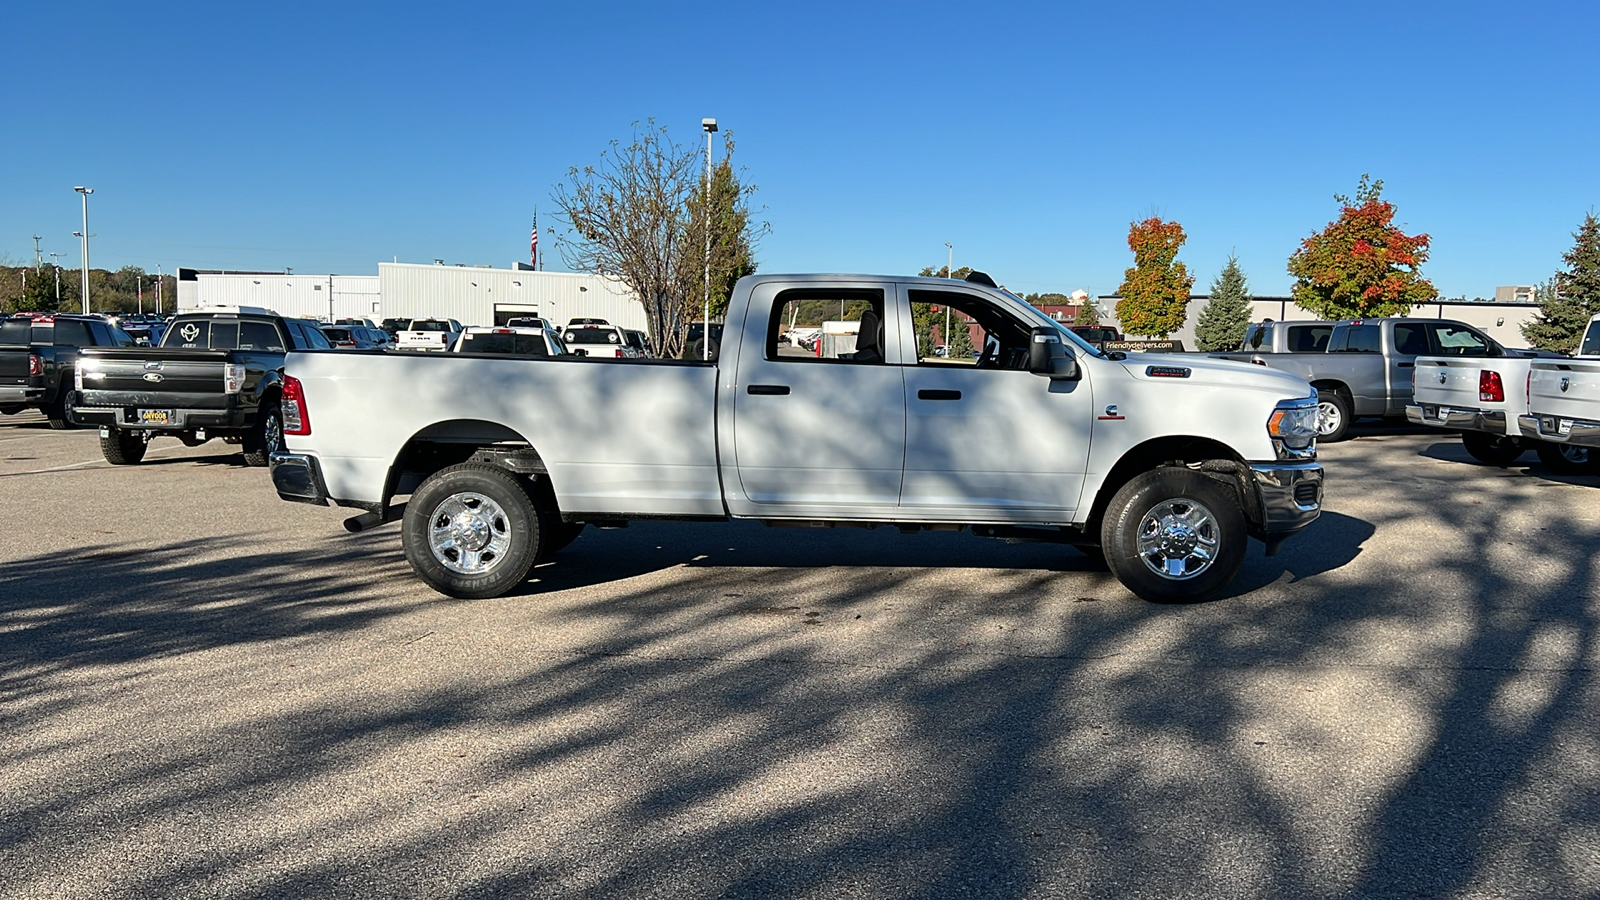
[176,262,645,330]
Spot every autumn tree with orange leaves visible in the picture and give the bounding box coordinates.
[1115,217,1194,338]
[1288,175,1437,319]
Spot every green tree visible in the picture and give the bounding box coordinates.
[1194,255,1254,351]
[1022,291,1072,306]
[18,265,65,312]
[681,143,763,322]
[1115,217,1193,337]
[1287,175,1437,319]
[1072,302,1100,326]
[1521,213,1600,353]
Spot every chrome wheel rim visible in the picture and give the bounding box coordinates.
[427,491,512,575]
[1561,445,1589,465]
[1136,498,1221,581]
[1316,401,1342,436]
[263,413,282,455]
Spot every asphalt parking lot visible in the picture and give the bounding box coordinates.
[2,411,1598,900]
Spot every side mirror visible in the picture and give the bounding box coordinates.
[1029,327,1080,381]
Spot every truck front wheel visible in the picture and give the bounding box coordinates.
[1461,432,1526,466]
[100,427,148,465]
[1100,468,1247,603]
[1315,388,1351,442]
[402,464,551,599]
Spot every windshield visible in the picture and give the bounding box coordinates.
[408,321,452,332]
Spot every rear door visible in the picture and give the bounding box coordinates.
[728,281,908,515]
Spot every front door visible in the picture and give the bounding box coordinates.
[730,283,908,515]
[894,285,1094,521]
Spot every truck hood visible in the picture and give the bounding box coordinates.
[1114,351,1313,397]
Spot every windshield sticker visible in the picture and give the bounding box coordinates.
[180,323,201,343]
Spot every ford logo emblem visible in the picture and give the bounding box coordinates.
[143,372,164,383]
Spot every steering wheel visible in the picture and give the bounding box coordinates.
[975,333,1002,369]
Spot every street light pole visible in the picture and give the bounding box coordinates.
[155,264,163,314]
[701,117,717,361]
[74,187,93,314]
[48,253,63,306]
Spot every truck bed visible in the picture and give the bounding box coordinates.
[284,351,723,517]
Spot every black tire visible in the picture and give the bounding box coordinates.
[401,464,551,599]
[1533,440,1600,474]
[1100,467,1248,604]
[1315,388,1351,443]
[540,522,586,560]
[100,427,148,465]
[0,404,23,415]
[46,386,76,430]
[1460,432,1526,466]
[241,400,282,467]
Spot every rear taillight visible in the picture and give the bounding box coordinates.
[282,374,311,435]
[28,355,42,376]
[1480,370,1505,403]
[224,363,246,394]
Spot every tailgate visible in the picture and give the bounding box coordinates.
[1411,358,1485,408]
[1528,359,1600,422]
[78,350,234,409]
[0,347,41,385]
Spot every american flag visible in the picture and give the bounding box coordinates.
[530,210,539,270]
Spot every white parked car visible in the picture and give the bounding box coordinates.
[396,318,463,352]
[453,325,568,358]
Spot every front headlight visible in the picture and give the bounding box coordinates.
[1267,395,1318,451]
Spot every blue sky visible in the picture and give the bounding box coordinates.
[4,1,1596,300]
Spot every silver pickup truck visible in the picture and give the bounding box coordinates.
[1216,317,1514,441]
[270,272,1324,604]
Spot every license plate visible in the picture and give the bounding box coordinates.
[138,409,174,425]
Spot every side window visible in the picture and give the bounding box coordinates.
[766,288,886,363]
[52,320,92,347]
[88,322,113,345]
[1287,325,1331,352]
[1428,323,1491,357]
[1581,322,1600,358]
[1340,325,1381,353]
[909,289,1033,370]
[240,322,286,351]
[297,322,333,350]
[1392,323,1429,356]
[1245,324,1271,350]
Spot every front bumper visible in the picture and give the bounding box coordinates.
[269,452,330,506]
[1518,414,1600,447]
[1406,404,1506,435]
[1249,462,1323,534]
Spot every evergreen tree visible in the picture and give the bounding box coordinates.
[1072,302,1100,326]
[1522,213,1600,353]
[1194,255,1254,351]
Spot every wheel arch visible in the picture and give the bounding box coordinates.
[386,419,554,507]
[1085,435,1250,541]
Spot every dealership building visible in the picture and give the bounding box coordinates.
[176,262,647,330]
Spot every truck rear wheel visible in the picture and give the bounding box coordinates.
[100,427,148,465]
[1100,468,1247,604]
[241,401,282,467]
[1460,432,1525,466]
[402,464,551,599]
[1315,388,1351,443]
[46,387,76,430]
[1534,441,1600,474]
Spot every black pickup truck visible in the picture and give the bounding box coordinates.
[74,308,334,465]
[0,314,139,428]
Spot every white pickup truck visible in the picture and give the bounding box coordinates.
[268,272,1324,603]
[395,318,464,353]
[1408,315,1599,472]
[1516,314,1600,472]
